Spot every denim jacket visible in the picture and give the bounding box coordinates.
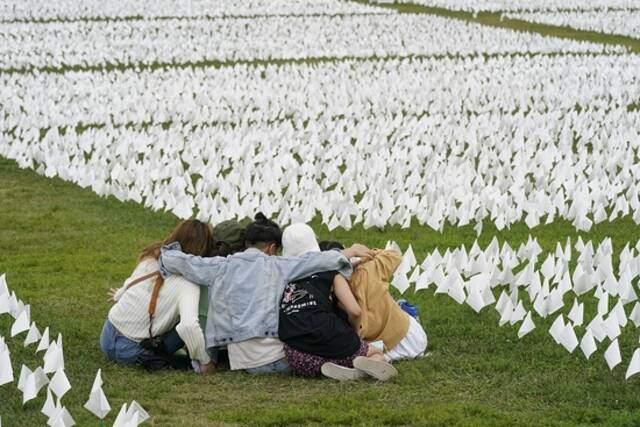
[160,244,353,347]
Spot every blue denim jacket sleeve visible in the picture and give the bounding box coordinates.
[277,250,353,282]
[160,244,226,287]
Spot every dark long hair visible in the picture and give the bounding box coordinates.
[244,212,282,248]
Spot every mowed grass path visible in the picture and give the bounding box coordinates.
[355,0,640,53]
[2,155,640,426]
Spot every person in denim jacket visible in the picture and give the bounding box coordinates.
[160,212,374,374]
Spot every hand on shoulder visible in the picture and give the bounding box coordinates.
[342,244,375,263]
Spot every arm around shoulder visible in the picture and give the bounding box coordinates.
[282,250,353,282]
[160,246,225,286]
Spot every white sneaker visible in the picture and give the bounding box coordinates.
[321,362,367,381]
[352,357,398,381]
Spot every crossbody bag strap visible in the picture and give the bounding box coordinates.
[147,277,165,339]
[125,271,161,291]
[123,270,164,339]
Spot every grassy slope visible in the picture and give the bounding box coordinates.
[2,3,640,426]
[2,152,640,427]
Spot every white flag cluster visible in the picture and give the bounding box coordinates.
[0,13,618,71]
[0,0,391,21]
[2,52,639,232]
[0,275,76,425]
[0,274,148,425]
[113,401,150,427]
[390,237,640,378]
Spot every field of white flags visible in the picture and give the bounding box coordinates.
[0,0,392,21]
[0,13,623,71]
[0,25,637,231]
[388,237,640,377]
[2,0,640,425]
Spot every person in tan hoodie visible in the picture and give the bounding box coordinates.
[319,241,428,362]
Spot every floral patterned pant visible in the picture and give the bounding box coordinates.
[284,340,369,377]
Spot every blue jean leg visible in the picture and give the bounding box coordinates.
[99,319,117,360]
[114,334,151,364]
[245,358,291,375]
[100,319,152,365]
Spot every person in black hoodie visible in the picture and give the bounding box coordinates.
[278,223,398,381]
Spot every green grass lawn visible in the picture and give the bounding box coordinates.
[2,153,640,427]
[2,2,640,426]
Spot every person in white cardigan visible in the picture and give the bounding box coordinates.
[100,219,216,374]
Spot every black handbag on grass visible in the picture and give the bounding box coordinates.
[136,342,191,372]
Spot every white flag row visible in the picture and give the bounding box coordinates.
[0,13,623,70]
[3,53,637,133]
[0,0,391,22]
[0,274,149,426]
[3,55,640,231]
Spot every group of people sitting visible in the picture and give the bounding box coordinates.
[99,213,428,381]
